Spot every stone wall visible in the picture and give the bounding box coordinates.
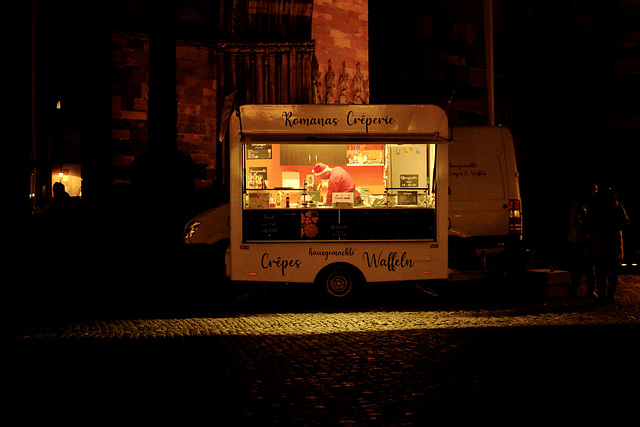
[312,0,369,104]
[109,1,370,192]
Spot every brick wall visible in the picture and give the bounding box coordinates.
[176,44,218,190]
[111,33,149,184]
[110,34,220,190]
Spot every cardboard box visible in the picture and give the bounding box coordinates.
[528,269,571,297]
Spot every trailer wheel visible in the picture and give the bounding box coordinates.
[317,264,361,298]
[315,262,365,298]
[325,270,352,297]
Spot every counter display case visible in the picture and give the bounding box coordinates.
[243,188,435,210]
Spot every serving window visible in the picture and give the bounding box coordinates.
[241,142,438,241]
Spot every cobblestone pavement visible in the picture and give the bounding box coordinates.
[3,275,640,426]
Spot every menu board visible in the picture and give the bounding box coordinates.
[243,210,299,240]
[246,144,272,159]
[399,174,419,187]
[397,191,418,206]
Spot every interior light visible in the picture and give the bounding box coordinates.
[58,172,64,182]
[56,100,61,110]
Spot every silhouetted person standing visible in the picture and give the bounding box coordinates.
[568,182,597,297]
[50,182,73,240]
[590,188,629,305]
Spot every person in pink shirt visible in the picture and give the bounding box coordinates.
[312,162,361,205]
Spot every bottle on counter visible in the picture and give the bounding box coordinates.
[361,187,370,206]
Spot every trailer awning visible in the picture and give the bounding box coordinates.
[237,104,451,143]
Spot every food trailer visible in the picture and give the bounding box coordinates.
[227,104,450,296]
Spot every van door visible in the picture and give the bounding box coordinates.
[448,126,521,272]
[449,151,508,237]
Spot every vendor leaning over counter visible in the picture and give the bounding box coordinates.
[312,162,362,205]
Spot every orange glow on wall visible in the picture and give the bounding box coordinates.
[51,164,82,197]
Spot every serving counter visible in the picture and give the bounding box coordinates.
[243,207,436,242]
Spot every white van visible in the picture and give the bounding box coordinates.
[183,202,230,246]
[448,125,523,276]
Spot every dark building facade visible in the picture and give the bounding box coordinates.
[22,0,639,252]
[370,0,640,259]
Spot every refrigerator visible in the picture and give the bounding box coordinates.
[387,144,436,188]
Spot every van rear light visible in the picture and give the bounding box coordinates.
[509,199,522,235]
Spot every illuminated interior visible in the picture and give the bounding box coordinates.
[243,143,437,210]
[51,164,82,197]
[240,142,439,242]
